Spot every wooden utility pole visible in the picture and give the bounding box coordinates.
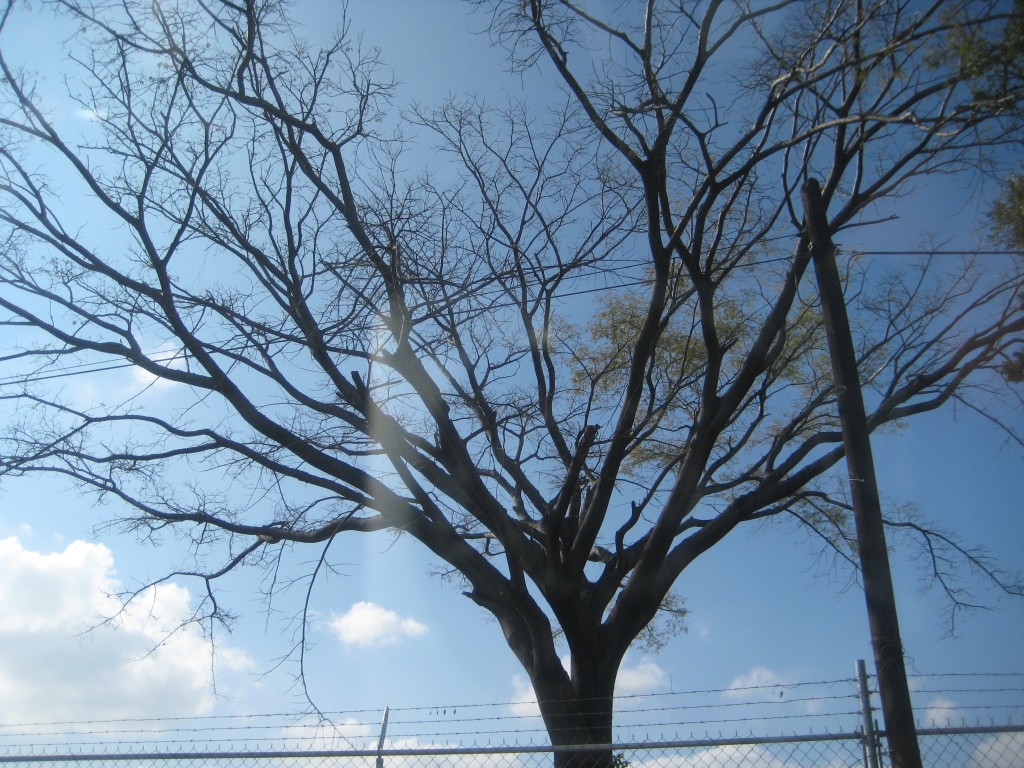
[802,179,923,768]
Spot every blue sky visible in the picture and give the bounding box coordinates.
[0,0,1022,747]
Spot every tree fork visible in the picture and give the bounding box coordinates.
[802,178,922,768]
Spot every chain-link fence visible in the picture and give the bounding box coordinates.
[915,725,1024,768]
[1,725,1023,768]
[3,666,1022,768]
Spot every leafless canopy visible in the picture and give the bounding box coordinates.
[1,0,1021,752]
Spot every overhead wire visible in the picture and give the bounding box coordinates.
[1,248,1017,391]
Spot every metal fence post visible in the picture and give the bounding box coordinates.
[375,706,390,768]
[858,660,881,768]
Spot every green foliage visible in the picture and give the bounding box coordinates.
[963,3,1024,383]
[945,0,1023,105]
[570,282,740,472]
[633,593,688,654]
[991,174,1024,249]
[962,1,1023,250]
[941,3,1024,383]
[1001,351,1024,383]
[572,272,830,473]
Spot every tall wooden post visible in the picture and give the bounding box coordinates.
[802,179,923,768]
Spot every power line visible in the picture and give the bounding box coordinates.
[1,247,1017,391]
[853,249,1022,256]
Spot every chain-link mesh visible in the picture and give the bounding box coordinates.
[913,726,1024,768]
[1,726,1021,768]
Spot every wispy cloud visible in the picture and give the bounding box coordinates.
[328,601,428,648]
[722,666,793,701]
[75,108,107,122]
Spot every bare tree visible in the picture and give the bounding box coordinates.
[1,0,1022,764]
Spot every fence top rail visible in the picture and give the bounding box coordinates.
[3,723,1022,763]
[0,731,869,762]
[907,723,1024,737]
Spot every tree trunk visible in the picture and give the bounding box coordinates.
[534,666,617,768]
[547,702,614,768]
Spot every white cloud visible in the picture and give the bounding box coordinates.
[723,666,793,701]
[666,743,800,768]
[508,674,541,718]
[616,659,668,696]
[923,696,959,726]
[0,536,252,723]
[128,343,187,394]
[381,742,505,768]
[328,601,427,648]
[268,715,376,751]
[0,538,118,633]
[970,732,1024,768]
[506,656,667,717]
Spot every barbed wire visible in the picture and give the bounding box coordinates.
[0,677,858,731]
[880,689,1024,700]
[906,672,1024,678]
[7,671,1024,734]
[7,670,1022,752]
